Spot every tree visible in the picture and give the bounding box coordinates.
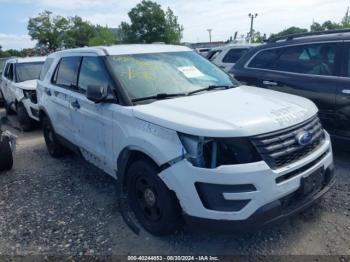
[88,26,118,46]
[270,27,308,39]
[119,0,183,44]
[164,8,184,44]
[64,16,96,48]
[27,10,69,51]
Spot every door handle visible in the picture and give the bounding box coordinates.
[71,100,80,109]
[342,89,350,95]
[263,80,278,86]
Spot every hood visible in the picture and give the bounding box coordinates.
[14,79,38,90]
[132,86,318,137]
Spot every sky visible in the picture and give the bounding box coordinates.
[0,0,348,50]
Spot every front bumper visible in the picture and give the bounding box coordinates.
[184,165,334,232]
[159,131,333,221]
[22,98,39,121]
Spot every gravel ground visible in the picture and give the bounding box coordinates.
[0,108,349,256]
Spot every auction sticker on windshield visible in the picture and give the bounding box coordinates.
[177,66,204,78]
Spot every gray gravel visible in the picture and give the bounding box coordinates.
[0,108,349,256]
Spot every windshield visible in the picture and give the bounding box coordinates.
[16,62,44,82]
[107,51,239,101]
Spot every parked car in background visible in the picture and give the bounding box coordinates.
[230,29,350,141]
[0,57,11,105]
[195,47,211,57]
[207,44,259,72]
[1,57,46,131]
[38,44,333,236]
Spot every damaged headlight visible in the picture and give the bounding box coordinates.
[178,133,261,168]
[23,90,37,104]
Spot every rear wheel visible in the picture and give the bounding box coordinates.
[0,135,13,171]
[17,103,35,131]
[42,116,66,158]
[127,159,182,236]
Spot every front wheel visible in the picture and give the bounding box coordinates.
[127,159,182,236]
[17,103,35,131]
[0,135,13,171]
[42,116,66,158]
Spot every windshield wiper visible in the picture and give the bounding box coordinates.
[188,85,235,95]
[132,92,188,103]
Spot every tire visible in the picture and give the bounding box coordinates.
[42,116,66,158]
[127,159,182,236]
[4,99,14,116]
[0,136,13,171]
[17,103,34,131]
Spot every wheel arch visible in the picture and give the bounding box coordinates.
[117,146,162,191]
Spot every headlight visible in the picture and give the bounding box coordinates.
[178,133,261,168]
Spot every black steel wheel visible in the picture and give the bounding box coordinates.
[42,116,66,158]
[127,159,182,236]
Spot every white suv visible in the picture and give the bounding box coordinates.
[1,57,46,130]
[207,44,259,72]
[37,45,334,236]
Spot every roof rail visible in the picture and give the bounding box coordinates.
[266,28,350,43]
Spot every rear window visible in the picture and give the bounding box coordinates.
[52,57,81,88]
[16,62,44,82]
[222,48,249,63]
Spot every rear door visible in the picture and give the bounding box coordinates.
[48,56,81,141]
[335,41,350,138]
[237,42,340,130]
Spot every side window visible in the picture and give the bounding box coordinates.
[7,63,14,81]
[222,48,249,63]
[53,57,81,88]
[3,63,10,78]
[78,57,112,93]
[40,58,54,81]
[207,50,221,61]
[272,43,337,76]
[248,48,281,69]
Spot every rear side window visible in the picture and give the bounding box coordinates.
[222,48,249,63]
[248,48,281,69]
[272,43,337,76]
[78,57,112,93]
[40,58,54,81]
[52,57,81,88]
[248,43,337,76]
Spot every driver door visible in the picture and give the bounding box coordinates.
[70,55,116,174]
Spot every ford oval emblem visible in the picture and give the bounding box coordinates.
[297,131,313,146]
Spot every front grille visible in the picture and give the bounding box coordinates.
[251,116,325,169]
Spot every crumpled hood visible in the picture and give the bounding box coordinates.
[14,79,38,90]
[132,86,318,137]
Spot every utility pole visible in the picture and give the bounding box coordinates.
[207,29,212,43]
[248,13,258,43]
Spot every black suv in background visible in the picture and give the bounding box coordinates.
[230,29,350,141]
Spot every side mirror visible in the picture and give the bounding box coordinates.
[86,85,108,103]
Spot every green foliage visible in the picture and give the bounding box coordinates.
[64,16,96,48]
[27,11,118,51]
[88,26,118,46]
[119,0,183,44]
[270,27,308,39]
[28,11,69,51]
